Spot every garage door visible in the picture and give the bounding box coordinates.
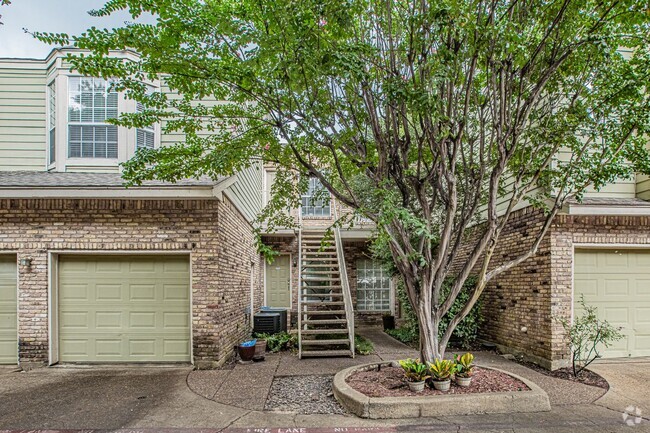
[574,249,650,358]
[58,255,191,362]
[0,255,17,364]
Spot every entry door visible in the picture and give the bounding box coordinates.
[266,255,291,308]
[0,255,17,364]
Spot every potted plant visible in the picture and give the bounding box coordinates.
[238,339,257,362]
[454,353,475,387]
[398,358,430,393]
[382,313,395,330]
[428,359,457,391]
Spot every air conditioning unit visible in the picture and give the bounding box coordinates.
[260,307,288,332]
[253,312,282,335]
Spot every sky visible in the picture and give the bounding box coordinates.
[0,0,154,58]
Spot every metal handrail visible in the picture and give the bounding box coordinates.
[333,207,355,357]
[297,205,303,358]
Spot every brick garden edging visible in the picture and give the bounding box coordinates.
[332,361,551,419]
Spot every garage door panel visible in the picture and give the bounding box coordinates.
[129,284,156,301]
[575,249,650,359]
[603,279,629,296]
[59,255,190,362]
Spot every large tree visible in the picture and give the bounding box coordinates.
[36,0,650,362]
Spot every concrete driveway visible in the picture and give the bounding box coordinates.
[0,366,247,430]
[590,358,650,418]
[0,352,648,432]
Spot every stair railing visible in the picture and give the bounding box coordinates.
[333,206,355,357]
[297,205,303,358]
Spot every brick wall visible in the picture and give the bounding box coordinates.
[0,197,260,368]
[453,209,650,370]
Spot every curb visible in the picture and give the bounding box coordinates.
[333,361,551,419]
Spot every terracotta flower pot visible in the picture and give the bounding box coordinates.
[407,380,426,393]
[238,344,256,361]
[432,379,451,392]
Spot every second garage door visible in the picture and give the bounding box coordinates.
[58,255,191,362]
[574,249,650,358]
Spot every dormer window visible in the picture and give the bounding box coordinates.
[67,77,118,159]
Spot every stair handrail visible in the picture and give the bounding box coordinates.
[333,206,355,357]
[297,205,303,358]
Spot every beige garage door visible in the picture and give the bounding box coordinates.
[0,256,17,364]
[574,249,650,358]
[58,255,191,362]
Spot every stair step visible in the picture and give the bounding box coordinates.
[301,339,351,346]
[302,293,343,298]
[300,329,349,335]
[301,264,339,268]
[302,301,345,306]
[301,349,352,357]
[301,277,341,281]
[302,270,340,275]
[302,252,338,256]
[303,318,348,325]
[301,310,346,316]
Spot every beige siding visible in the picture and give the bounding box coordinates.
[0,67,47,171]
[227,161,264,223]
[637,174,650,201]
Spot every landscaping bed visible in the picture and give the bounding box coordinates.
[346,365,529,397]
[333,362,551,418]
[516,360,609,389]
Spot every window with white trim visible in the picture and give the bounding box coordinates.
[48,82,56,164]
[67,77,118,158]
[356,259,391,311]
[301,176,331,217]
[136,84,156,150]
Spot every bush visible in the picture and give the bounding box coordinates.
[387,276,483,349]
[355,335,374,355]
[557,295,623,377]
[254,331,297,352]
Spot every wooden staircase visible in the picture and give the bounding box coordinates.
[298,229,355,358]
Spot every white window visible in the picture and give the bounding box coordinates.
[301,177,331,217]
[48,82,56,164]
[356,259,391,311]
[68,77,118,158]
[136,84,156,150]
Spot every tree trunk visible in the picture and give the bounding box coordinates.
[417,302,439,363]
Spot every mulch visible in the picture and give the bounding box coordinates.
[516,360,609,389]
[346,366,530,397]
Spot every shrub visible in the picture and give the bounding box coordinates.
[557,295,623,377]
[428,359,457,381]
[254,331,297,352]
[354,335,374,355]
[387,276,483,348]
[454,352,475,378]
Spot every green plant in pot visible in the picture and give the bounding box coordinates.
[454,353,475,387]
[398,358,430,393]
[428,359,457,392]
